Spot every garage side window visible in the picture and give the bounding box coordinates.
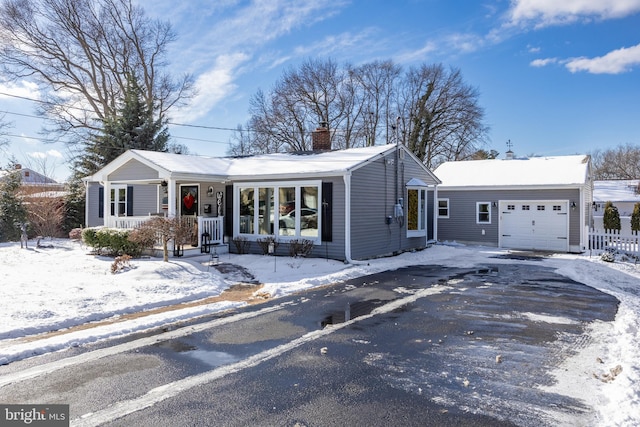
[438,199,449,218]
[476,202,491,224]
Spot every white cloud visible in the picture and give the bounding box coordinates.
[565,43,640,73]
[394,41,438,64]
[530,57,558,67]
[292,29,377,58]
[171,53,249,123]
[0,80,40,100]
[508,0,640,27]
[28,151,47,159]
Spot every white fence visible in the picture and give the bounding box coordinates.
[588,228,639,256]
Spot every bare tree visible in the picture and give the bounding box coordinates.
[591,144,640,179]
[0,0,194,146]
[25,190,65,239]
[0,113,11,152]
[230,59,488,167]
[350,60,401,146]
[402,64,488,169]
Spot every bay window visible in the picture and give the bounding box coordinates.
[236,181,320,242]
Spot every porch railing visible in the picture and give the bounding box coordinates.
[588,228,639,256]
[198,216,224,247]
[107,215,224,248]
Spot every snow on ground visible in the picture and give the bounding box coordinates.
[0,238,639,425]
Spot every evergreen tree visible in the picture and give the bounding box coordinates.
[0,162,28,242]
[631,202,640,233]
[78,72,170,177]
[62,174,86,234]
[603,201,621,231]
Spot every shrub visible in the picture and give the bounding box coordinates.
[232,236,250,254]
[603,201,621,231]
[111,254,132,274]
[257,236,279,255]
[631,202,640,233]
[601,251,615,263]
[82,227,141,257]
[69,227,83,240]
[288,239,314,257]
[128,226,158,252]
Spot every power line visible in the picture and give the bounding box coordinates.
[0,91,245,133]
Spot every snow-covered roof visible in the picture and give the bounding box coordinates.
[225,144,398,179]
[97,144,405,181]
[593,180,640,202]
[434,155,590,188]
[128,149,232,176]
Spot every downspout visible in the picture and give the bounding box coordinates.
[343,172,369,265]
[432,184,438,242]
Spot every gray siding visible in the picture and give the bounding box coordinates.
[438,188,582,248]
[109,159,158,181]
[350,149,438,260]
[132,184,157,216]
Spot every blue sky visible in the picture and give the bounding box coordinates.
[1,0,639,181]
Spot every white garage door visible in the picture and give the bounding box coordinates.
[499,201,569,252]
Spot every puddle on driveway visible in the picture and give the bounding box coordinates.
[154,339,239,368]
[185,349,239,367]
[320,299,385,328]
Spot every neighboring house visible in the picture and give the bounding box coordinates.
[0,164,66,201]
[592,180,640,233]
[433,153,593,253]
[0,164,63,190]
[84,135,440,262]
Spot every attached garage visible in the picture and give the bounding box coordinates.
[499,200,569,251]
[434,154,592,253]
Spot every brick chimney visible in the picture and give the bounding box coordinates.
[312,121,331,151]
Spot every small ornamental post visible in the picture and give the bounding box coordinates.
[18,222,28,249]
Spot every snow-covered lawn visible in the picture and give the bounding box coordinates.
[0,238,639,425]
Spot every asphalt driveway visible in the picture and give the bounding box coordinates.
[101,261,620,426]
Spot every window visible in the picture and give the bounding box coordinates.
[553,205,562,211]
[522,205,530,211]
[407,187,427,237]
[236,182,320,242]
[476,202,491,224]
[110,186,128,217]
[537,205,545,211]
[438,199,449,218]
[507,205,515,210]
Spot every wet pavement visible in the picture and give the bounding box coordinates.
[0,262,619,426]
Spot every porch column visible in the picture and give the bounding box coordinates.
[167,179,177,217]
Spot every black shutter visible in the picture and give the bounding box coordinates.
[98,186,104,218]
[127,186,133,216]
[225,185,234,237]
[322,182,333,242]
